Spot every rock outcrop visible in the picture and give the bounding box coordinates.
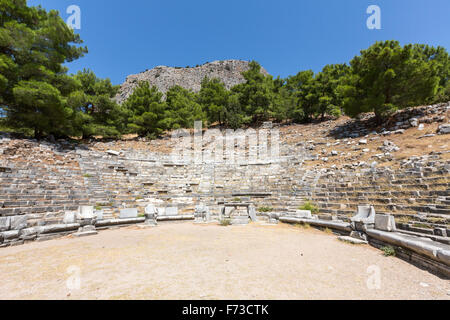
[114,60,269,104]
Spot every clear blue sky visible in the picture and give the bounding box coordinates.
[29,0,450,85]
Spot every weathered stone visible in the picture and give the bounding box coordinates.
[73,225,98,237]
[115,60,269,104]
[165,207,178,216]
[9,215,27,230]
[95,210,104,220]
[295,210,312,219]
[106,150,120,156]
[1,230,19,240]
[338,236,367,245]
[20,227,41,240]
[0,217,10,232]
[248,205,257,222]
[438,124,450,134]
[409,118,419,127]
[374,214,396,232]
[77,206,95,219]
[434,228,447,237]
[194,204,210,223]
[351,206,376,231]
[145,204,158,215]
[63,211,76,224]
[40,223,80,234]
[119,208,138,219]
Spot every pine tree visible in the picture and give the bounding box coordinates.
[197,77,229,126]
[339,41,441,122]
[123,81,169,138]
[0,0,87,138]
[166,86,206,129]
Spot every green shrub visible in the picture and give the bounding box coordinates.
[382,246,396,257]
[219,219,231,226]
[258,207,273,213]
[299,201,319,214]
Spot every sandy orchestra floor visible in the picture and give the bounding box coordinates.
[0,222,448,300]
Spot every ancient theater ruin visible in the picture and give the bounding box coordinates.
[0,102,449,299]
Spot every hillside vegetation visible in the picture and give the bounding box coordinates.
[0,0,449,140]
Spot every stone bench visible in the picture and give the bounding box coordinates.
[366,228,450,277]
[279,216,352,233]
[156,206,194,221]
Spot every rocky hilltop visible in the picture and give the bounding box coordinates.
[115,60,269,104]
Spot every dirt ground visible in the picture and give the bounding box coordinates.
[0,223,448,300]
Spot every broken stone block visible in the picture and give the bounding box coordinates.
[338,236,367,245]
[374,214,396,232]
[106,150,120,156]
[194,204,210,223]
[359,139,368,145]
[144,204,158,226]
[248,205,257,222]
[438,124,450,134]
[409,118,419,127]
[434,228,447,237]
[74,225,98,237]
[351,205,376,231]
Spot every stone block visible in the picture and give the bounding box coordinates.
[63,211,76,224]
[374,214,396,232]
[74,225,98,237]
[77,206,95,219]
[231,216,249,225]
[119,208,138,219]
[1,230,19,240]
[248,205,257,222]
[20,227,41,240]
[165,207,178,216]
[95,210,104,220]
[434,228,447,237]
[438,124,450,134]
[0,217,10,232]
[107,150,120,156]
[194,204,210,223]
[351,205,376,224]
[338,236,367,245]
[295,210,312,219]
[10,215,27,230]
[318,214,333,221]
[145,204,158,215]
